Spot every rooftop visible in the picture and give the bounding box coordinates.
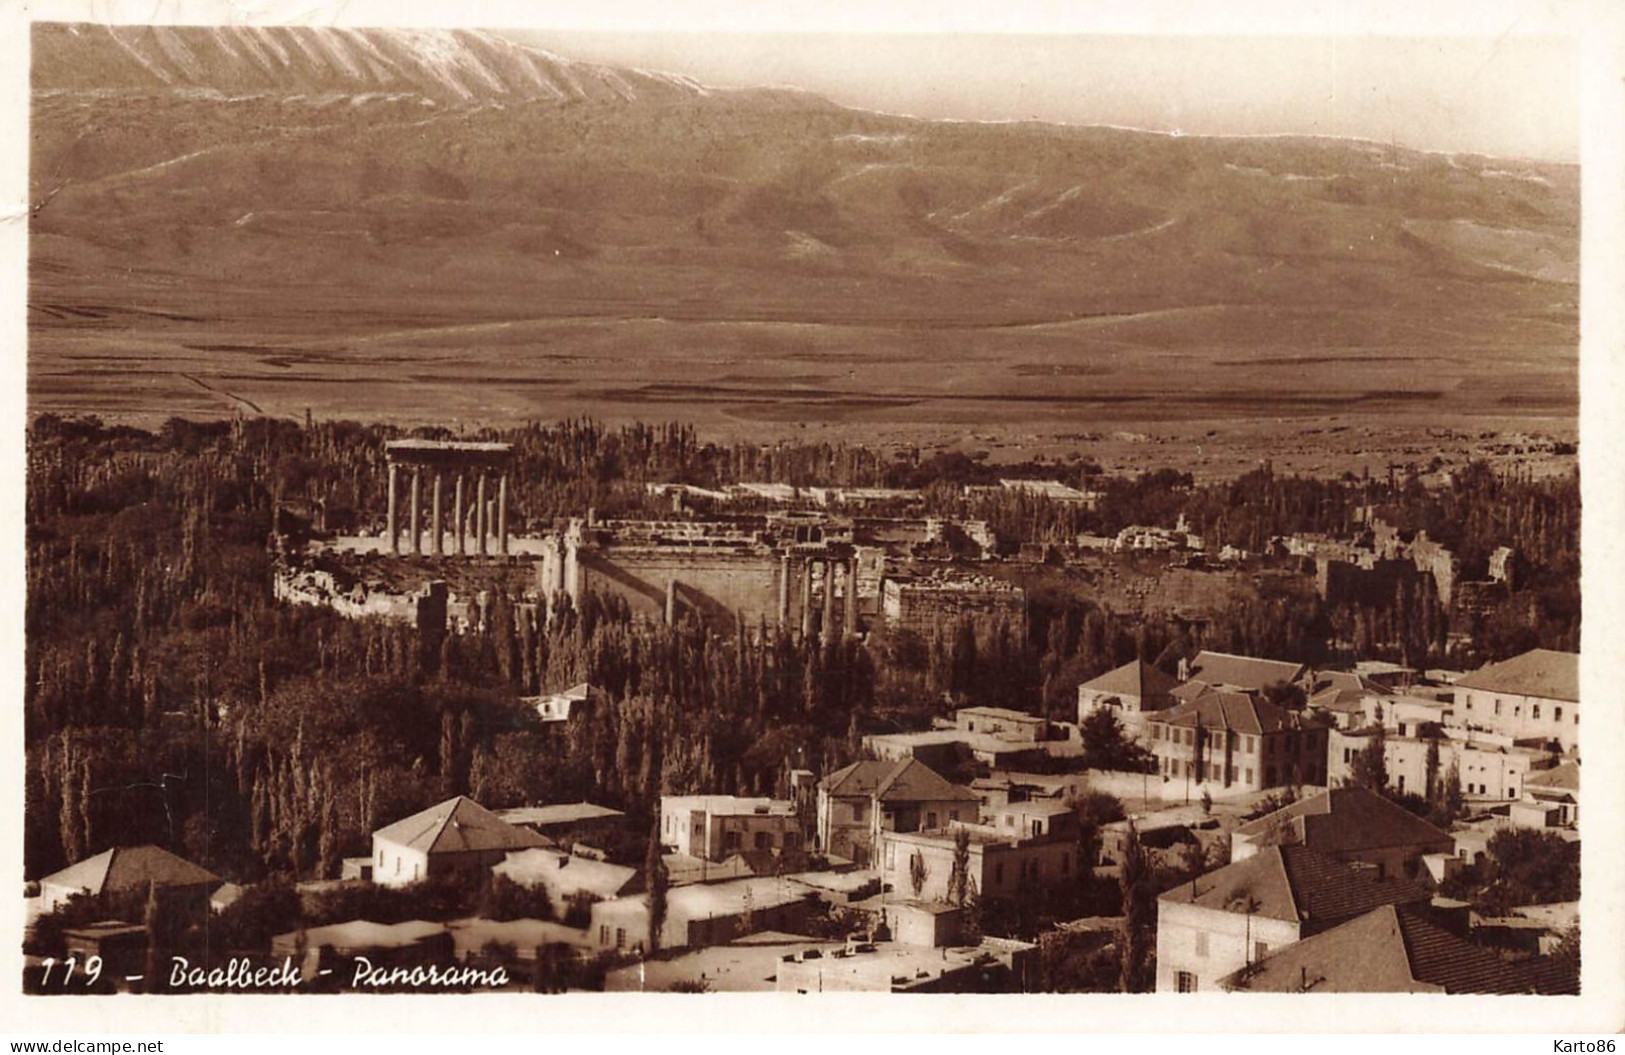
[662,795,796,817]
[373,797,549,855]
[1454,649,1578,703]
[1080,659,1182,699]
[820,759,978,804]
[1159,844,1430,926]
[1148,692,1327,736]
[278,919,448,952]
[1234,786,1454,855]
[492,849,639,900]
[1223,904,1575,994]
[1186,651,1308,692]
[495,802,625,828]
[41,845,220,897]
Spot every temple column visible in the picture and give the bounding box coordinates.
[476,474,489,556]
[409,469,422,555]
[821,559,836,646]
[386,461,399,555]
[799,559,815,640]
[431,472,443,557]
[778,555,791,627]
[454,475,466,556]
[498,473,509,556]
[844,558,859,637]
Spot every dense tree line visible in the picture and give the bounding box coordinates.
[25,415,1579,887]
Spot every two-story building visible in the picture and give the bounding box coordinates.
[658,795,804,863]
[1144,690,1331,794]
[876,802,1079,905]
[817,758,978,865]
[1328,725,1545,801]
[1155,844,1431,992]
[1452,649,1579,752]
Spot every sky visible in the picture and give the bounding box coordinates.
[503,31,1578,163]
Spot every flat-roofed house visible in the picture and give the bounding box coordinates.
[817,759,979,866]
[659,795,804,864]
[877,802,1080,905]
[492,848,640,904]
[1453,649,1580,752]
[1231,786,1454,881]
[1155,844,1430,992]
[372,796,549,888]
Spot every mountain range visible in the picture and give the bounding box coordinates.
[27,24,1579,432]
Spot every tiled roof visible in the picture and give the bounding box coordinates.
[42,845,219,897]
[373,796,549,855]
[1146,694,1327,736]
[1187,651,1307,692]
[1223,904,1574,993]
[1160,845,1428,927]
[1308,687,1376,713]
[1310,671,1382,695]
[820,758,977,802]
[1234,786,1454,856]
[1080,660,1182,699]
[1455,649,1578,702]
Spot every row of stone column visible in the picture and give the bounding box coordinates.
[778,555,860,643]
[386,463,509,557]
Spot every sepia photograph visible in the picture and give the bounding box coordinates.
[6,0,1622,1037]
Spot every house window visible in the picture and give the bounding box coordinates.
[413,863,420,881]
[1555,707,1562,722]
[949,810,960,823]
[926,812,938,829]
[1176,971,1198,993]
[1494,699,1502,716]
[1533,705,1541,720]
[1254,941,1270,963]
[1397,775,1405,793]
[1245,736,1255,754]
[852,802,866,823]
[1195,932,1209,957]
[886,844,896,869]
[394,856,401,877]
[616,928,626,951]
[754,831,771,850]
[725,830,742,850]
[1245,769,1254,785]
[1153,726,1162,740]
[1344,748,1352,764]
[600,926,609,946]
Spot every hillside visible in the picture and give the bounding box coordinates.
[28,24,1579,443]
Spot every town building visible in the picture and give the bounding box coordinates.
[1144,691,1331,794]
[876,802,1080,905]
[494,801,628,850]
[587,876,819,955]
[952,705,1049,743]
[658,795,805,864]
[371,796,548,888]
[1328,725,1543,802]
[525,682,599,723]
[39,845,221,913]
[1452,649,1579,752]
[817,759,978,866]
[1522,761,1579,827]
[1155,844,1431,992]
[1076,659,1181,729]
[1230,786,1454,882]
[1220,903,1575,994]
